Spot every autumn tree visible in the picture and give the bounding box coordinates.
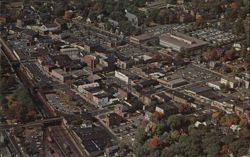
[202,49,219,61]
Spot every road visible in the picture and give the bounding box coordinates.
[3,130,24,157]
[50,126,87,157]
[0,36,86,157]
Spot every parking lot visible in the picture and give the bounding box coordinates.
[46,93,81,115]
[165,64,221,84]
[189,28,244,46]
[105,113,144,144]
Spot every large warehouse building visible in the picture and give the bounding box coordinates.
[159,32,208,52]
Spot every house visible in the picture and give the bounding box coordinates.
[125,10,138,27]
[108,19,119,28]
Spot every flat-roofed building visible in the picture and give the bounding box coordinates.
[159,32,208,52]
[130,33,156,44]
[165,78,189,88]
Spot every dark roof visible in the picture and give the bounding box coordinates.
[74,127,112,153]
[165,89,195,102]
[51,54,72,66]
[157,102,178,111]
[187,85,213,94]
[44,23,58,28]
[94,93,109,99]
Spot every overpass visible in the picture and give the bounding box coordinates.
[0,117,63,130]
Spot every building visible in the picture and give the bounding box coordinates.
[93,93,109,107]
[130,33,156,44]
[115,70,140,85]
[125,10,138,27]
[50,68,72,82]
[38,23,60,35]
[114,104,129,118]
[165,78,189,88]
[60,47,80,60]
[207,81,221,90]
[77,83,99,93]
[165,89,195,105]
[220,77,238,89]
[81,55,98,69]
[105,113,123,128]
[155,103,178,116]
[159,32,208,52]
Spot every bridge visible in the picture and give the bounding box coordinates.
[0,117,63,130]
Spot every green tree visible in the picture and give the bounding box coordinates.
[135,128,148,145]
[167,114,184,130]
[229,138,250,156]
[202,132,221,157]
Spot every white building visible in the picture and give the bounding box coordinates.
[77,83,100,93]
[115,70,129,84]
[220,77,238,89]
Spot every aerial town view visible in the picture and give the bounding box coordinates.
[0,0,249,157]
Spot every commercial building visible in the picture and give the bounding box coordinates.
[50,68,72,82]
[130,33,156,44]
[159,32,208,52]
[165,78,189,88]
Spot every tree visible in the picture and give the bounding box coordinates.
[229,138,250,156]
[135,128,148,145]
[240,127,250,138]
[167,115,184,130]
[26,110,36,121]
[202,132,221,157]
[151,111,163,121]
[232,18,244,34]
[223,48,236,61]
[148,137,158,148]
[16,104,28,122]
[202,49,219,61]
[178,104,186,114]
[171,130,180,140]
[177,135,202,157]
